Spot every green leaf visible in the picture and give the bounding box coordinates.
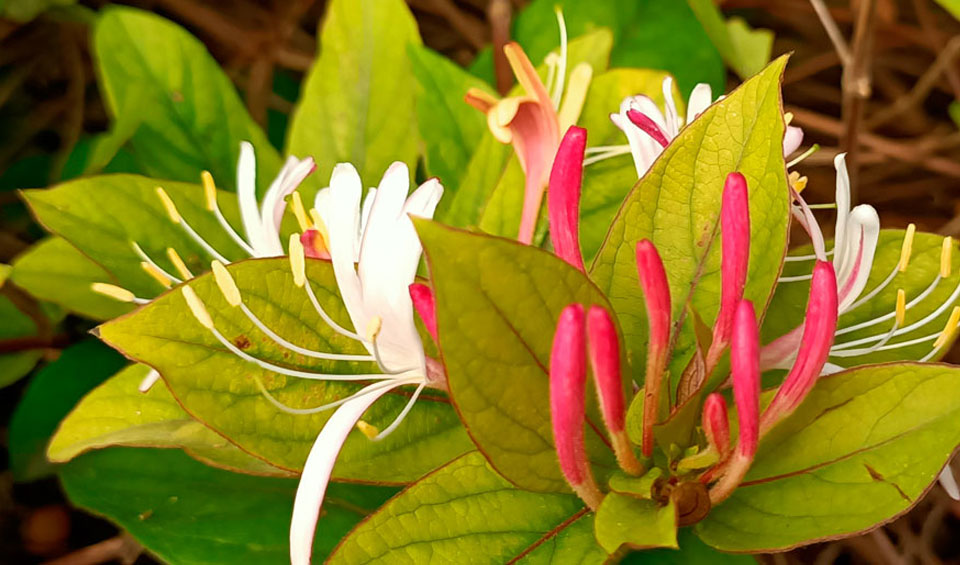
[23,174,247,298]
[590,57,790,387]
[48,364,289,477]
[10,237,133,320]
[696,362,960,552]
[935,0,960,21]
[514,511,609,564]
[439,133,512,228]
[608,468,663,499]
[94,6,280,193]
[0,264,11,287]
[476,29,614,240]
[577,68,677,262]
[765,229,960,367]
[594,493,677,554]
[329,452,593,564]
[97,257,472,481]
[622,529,754,564]
[61,448,397,565]
[686,0,774,79]
[8,340,127,481]
[1,0,75,22]
[513,0,724,95]
[0,296,43,388]
[416,220,617,493]
[408,44,491,189]
[287,0,421,191]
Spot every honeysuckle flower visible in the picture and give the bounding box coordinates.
[707,300,761,505]
[550,303,603,509]
[408,282,438,342]
[465,10,592,244]
[588,77,804,179]
[548,126,587,271]
[767,153,960,372]
[635,239,672,457]
[172,160,443,565]
[701,393,730,459]
[586,306,644,476]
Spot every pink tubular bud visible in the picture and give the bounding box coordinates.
[707,172,751,371]
[635,239,672,457]
[548,127,587,272]
[759,261,838,436]
[702,393,730,458]
[409,283,437,342]
[587,306,643,476]
[731,300,760,459]
[626,109,670,148]
[550,304,603,509]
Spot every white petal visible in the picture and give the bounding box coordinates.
[313,187,332,230]
[940,465,960,500]
[783,126,804,157]
[837,205,880,312]
[661,77,680,138]
[611,100,664,178]
[289,383,402,565]
[237,142,266,254]
[685,83,713,125]
[832,153,851,268]
[360,187,377,237]
[820,362,846,375]
[327,163,365,333]
[402,178,444,218]
[628,95,669,132]
[259,156,315,256]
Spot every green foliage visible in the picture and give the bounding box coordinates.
[594,494,677,553]
[10,237,132,320]
[697,362,960,551]
[328,452,592,564]
[417,220,617,493]
[590,57,789,387]
[687,0,774,79]
[287,0,421,191]
[767,230,960,367]
[94,6,280,193]
[61,448,397,564]
[48,364,289,476]
[97,257,472,481]
[8,340,127,481]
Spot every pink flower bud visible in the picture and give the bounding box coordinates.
[702,393,730,458]
[707,172,750,371]
[760,261,838,436]
[548,127,587,272]
[550,304,603,509]
[635,239,672,457]
[731,300,760,459]
[409,283,437,341]
[587,306,643,475]
[626,109,670,148]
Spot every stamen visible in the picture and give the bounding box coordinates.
[141,261,172,288]
[934,306,960,349]
[176,216,230,264]
[897,289,907,326]
[356,420,379,439]
[846,229,919,312]
[308,209,331,251]
[582,146,632,166]
[371,381,427,441]
[138,369,161,393]
[131,242,182,285]
[166,248,193,280]
[786,144,820,168]
[201,171,217,211]
[942,237,953,278]
[550,7,568,109]
[779,274,814,282]
[201,172,256,256]
[899,224,916,272]
[289,234,306,288]
[835,274,943,339]
[543,53,559,100]
[291,192,312,232]
[784,249,835,262]
[182,285,214,329]
[784,112,794,125]
[156,187,181,223]
[788,171,808,193]
[91,283,145,304]
[807,203,838,210]
[253,375,414,416]
[211,260,242,307]
[829,319,899,357]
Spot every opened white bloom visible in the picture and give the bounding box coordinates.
[172,160,443,565]
[764,153,960,373]
[586,77,804,178]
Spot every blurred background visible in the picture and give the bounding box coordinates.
[1,0,960,563]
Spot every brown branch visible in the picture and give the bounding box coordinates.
[840,0,878,204]
[488,0,512,96]
[409,0,488,50]
[0,334,71,354]
[43,534,142,565]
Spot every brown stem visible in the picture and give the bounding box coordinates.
[839,0,877,205]
[488,0,513,96]
[42,534,142,565]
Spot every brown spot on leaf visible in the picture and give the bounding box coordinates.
[233,335,251,350]
[864,463,912,503]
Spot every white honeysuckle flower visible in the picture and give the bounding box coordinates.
[764,153,960,373]
[168,160,443,565]
[587,77,805,178]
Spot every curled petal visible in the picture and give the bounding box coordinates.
[783,126,804,157]
[548,126,587,271]
[409,283,437,342]
[686,83,713,125]
[626,109,670,148]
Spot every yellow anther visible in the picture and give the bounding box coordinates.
[91,283,135,303]
[140,261,172,288]
[182,285,214,329]
[289,233,305,288]
[896,289,906,326]
[898,224,916,273]
[156,187,181,224]
[934,306,960,349]
[308,209,331,253]
[166,248,193,280]
[788,171,808,193]
[356,420,379,440]
[366,316,383,343]
[201,171,217,211]
[557,62,593,132]
[291,192,312,232]
[784,111,794,125]
[211,260,241,307]
[942,237,954,278]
